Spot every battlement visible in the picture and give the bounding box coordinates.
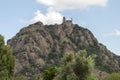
[62,17,73,35]
[62,17,73,26]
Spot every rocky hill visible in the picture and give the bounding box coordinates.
[7,17,120,79]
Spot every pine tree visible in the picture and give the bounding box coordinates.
[0,35,15,79]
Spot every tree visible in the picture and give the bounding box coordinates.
[43,66,57,80]
[53,50,98,80]
[0,35,15,79]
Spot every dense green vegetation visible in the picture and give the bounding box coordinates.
[41,50,98,80]
[54,51,96,80]
[43,66,57,80]
[0,35,15,80]
[105,73,120,80]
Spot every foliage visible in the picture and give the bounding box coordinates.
[105,73,120,80]
[53,50,98,80]
[0,35,15,79]
[88,74,99,80]
[43,66,57,80]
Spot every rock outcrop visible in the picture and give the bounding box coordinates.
[7,18,120,79]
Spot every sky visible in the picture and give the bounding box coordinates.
[0,0,120,55]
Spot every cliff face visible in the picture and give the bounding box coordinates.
[8,20,120,79]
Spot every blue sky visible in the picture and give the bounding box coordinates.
[0,0,120,55]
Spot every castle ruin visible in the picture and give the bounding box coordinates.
[62,17,73,27]
[62,17,73,35]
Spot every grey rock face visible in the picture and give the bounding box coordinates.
[8,21,120,79]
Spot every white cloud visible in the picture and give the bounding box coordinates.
[103,29,120,37]
[32,0,108,24]
[113,29,120,36]
[31,9,63,24]
[36,0,55,6]
[37,0,108,11]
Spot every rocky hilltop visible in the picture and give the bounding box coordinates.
[8,17,120,79]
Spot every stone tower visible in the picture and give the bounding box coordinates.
[62,17,73,35]
[63,17,66,24]
[62,17,73,26]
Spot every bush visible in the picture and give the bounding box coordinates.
[105,73,120,80]
[53,50,98,80]
[43,66,57,80]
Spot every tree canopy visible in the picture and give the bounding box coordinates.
[53,50,97,80]
[0,35,15,80]
[41,50,98,80]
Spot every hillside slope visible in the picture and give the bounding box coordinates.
[8,18,120,79]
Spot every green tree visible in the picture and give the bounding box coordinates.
[43,66,57,80]
[0,35,15,79]
[54,50,98,80]
[105,73,120,80]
